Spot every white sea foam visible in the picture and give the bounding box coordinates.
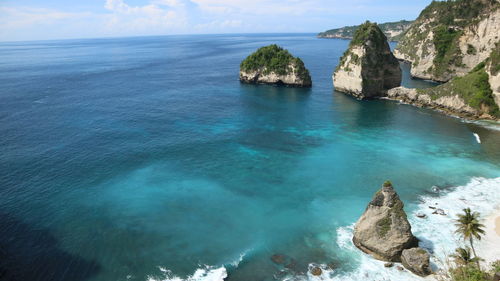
[147,178,500,281]
[315,177,500,281]
[473,133,481,143]
[463,119,500,131]
[146,265,227,281]
[146,249,250,281]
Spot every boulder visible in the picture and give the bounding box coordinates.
[310,266,322,276]
[240,44,312,87]
[352,181,418,261]
[416,213,427,219]
[401,247,432,277]
[333,21,401,99]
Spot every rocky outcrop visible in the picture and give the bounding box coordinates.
[387,59,500,120]
[387,87,482,118]
[401,248,432,277]
[333,21,401,99]
[318,20,413,42]
[240,45,312,87]
[394,0,500,82]
[353,181,418,262]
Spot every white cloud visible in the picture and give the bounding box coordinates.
[0,0,432,41]
[0,7,91,29]
[102,0,189,33]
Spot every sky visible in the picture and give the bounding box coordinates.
[0,0,433,42]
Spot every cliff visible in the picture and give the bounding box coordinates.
[333,21,401,99]
[239,45,312,87]
[387,54,500,120]
[318,20,413,42]
[394,0,500,82]
[486,43,500,107]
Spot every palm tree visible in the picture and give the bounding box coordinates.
[450,247,483,281]
[451,247,480,266]
[455,208,485,268]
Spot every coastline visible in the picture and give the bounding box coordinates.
[383,94,499,122]
[328,177,500,281]
[477,206,500,265]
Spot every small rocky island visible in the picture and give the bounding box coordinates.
[353,181,431,277]
[333,21,401,99]
[240,45,312,87]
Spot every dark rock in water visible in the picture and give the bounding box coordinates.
[416,213,427,219]
[428,206,436,210]
[384,262,394,268]
[432,209,446,216]
[352,181,418,262]
[270,254,298,272]
[401,247,432,277]
[271,254,286,264]
[284,258,297,271]
[310,266,322,276]
[327,262,337,270]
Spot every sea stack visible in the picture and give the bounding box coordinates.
[333,21,401,99]
[352,181,418,262]
[240,44,312,87]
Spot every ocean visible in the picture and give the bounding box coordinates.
[0,34,499,281]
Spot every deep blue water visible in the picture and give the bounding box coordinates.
[0,34,499,281]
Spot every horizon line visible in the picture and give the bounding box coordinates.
[0,32,331,44]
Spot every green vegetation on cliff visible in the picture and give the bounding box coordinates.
[418,61,499,117]
[336,21,393,72]
[318,20,413,41]
[240,44,311,82]
[336,21,389,72]
[489,43,500,75]
[396,0,499,79]
[350,21,388,49]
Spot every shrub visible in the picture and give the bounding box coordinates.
[350,21,388,50]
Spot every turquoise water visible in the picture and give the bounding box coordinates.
[0,34,499,281]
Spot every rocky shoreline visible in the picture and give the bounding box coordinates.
[386,87,498,121]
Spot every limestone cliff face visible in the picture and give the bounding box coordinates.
[387,87,481,118]
[395,0,500,82]
[486,45,500,107]
[240,64,312,87]
[239,44,312,87]
[333,21,401,99]
[353,182,418,262]
[390,34,500,121]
